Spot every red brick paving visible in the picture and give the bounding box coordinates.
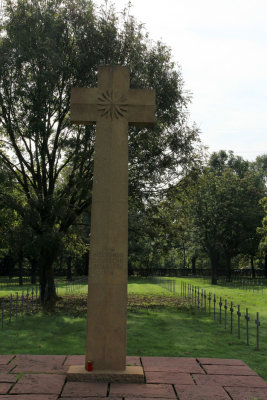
[0,355,266,399]
[141,356,204,373]
[0,374,17,383]
[1,396,58,400]
[145,371,194,384]
[175,384,231,400]
[198,358,247,366]
[61,382,108,397]
[0,365,14,373]
[9,354,67,374]
[202,364,258,375]
[109,383,176,398]
[10,373,65,394]
[193,373,267,387]
[0,355,14,365]
[225,386,267,400]
[0,383,12,394]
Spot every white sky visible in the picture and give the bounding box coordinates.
[96,0,267,161]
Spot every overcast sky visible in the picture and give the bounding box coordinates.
[96,0,267,161]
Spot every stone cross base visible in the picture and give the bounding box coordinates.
[67,365,145,383]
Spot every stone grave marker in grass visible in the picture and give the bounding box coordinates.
[67,65,155,383]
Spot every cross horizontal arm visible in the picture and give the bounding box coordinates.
[128,89,155,126]
[71,88,98,125]
[70,87,156,126]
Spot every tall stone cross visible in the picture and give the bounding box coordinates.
[70,65,155,376]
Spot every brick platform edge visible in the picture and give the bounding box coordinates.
[0,355,267,399]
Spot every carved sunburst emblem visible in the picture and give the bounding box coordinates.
[97,90,128,120]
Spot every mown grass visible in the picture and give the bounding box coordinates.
[0,276,266,381]
[172,276,267,319]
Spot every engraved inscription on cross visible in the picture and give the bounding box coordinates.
[71,66,155,127]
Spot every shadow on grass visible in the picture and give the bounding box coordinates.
[0,312,86,355]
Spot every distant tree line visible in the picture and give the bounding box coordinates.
[128,151,267,284]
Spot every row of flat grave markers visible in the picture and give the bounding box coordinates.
[180,281,261,349]
[1,287,40,329]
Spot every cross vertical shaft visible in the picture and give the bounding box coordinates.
[70,65,155,372]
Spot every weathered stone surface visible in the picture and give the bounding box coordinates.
[0,366,13,373]
[1,396,58,400]
[61,382,108,397]
[109,383,176,398]
[202,364,258,376]
[145,371,194,385]
[0,383,12,394]
[10,354,66,373]
[0,374,17,383]
[67,365,144,383]
[175,384,231,400]
[193,373,267,387]
[142,357,204,374]
[198,358,246,366]
[0,355,14,365]
[70,65,155,372]
[10,374,65,394]
[63,398,122,400]
[225,386,267,400]
[64,355,84,366]
[126,356,141,366]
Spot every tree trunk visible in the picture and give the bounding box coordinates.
[183,245,186,269]
[210,252,218,285]
[39,259,58,309]
[250,255,256,278]
[226,254,232,282]
[66,256,72,281]
[18,252,23,286]
[30,258,37,285]
[38,240,60,309]
[264,251,267,279]
[191,255,197,275]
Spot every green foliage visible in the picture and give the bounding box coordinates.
[0,0,200,303]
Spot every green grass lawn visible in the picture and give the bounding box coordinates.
[173,276,267,320]
[0,276,266,381]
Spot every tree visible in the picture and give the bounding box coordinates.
[0,0,200,306]
[190,159,265,283]
[257,197,267,277]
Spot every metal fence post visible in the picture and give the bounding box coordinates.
[237,305,241,339]
[255,312,260,350]
[9,295,12,323]
[26,290,29,313]
[21,293,24,316]
[219,297,222,323]
[16,292,18,320]
[245,308,249,345]
[224,300,227,329]
[230,302,233,334]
